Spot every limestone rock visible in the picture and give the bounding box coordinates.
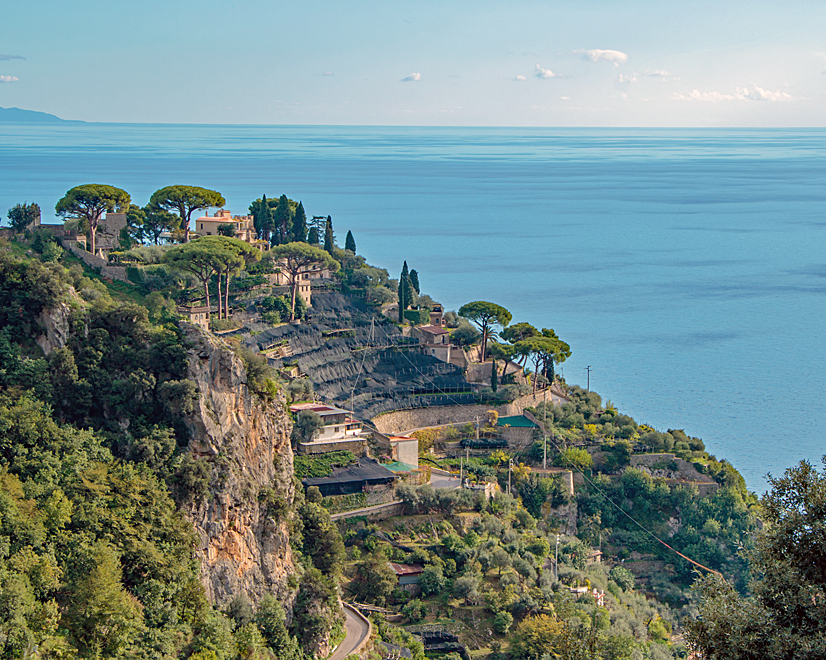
[179,323,296,607]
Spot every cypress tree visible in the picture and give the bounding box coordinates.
[409,269,420,294]
[398,261,409,323]
[308,226,319,244]
[345,230,356,254]
[324,216,335,254]
[274,195,292,245]
[292,201,308,242]
[491,359,498,392]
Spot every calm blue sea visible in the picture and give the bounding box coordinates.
[2,123,825,493]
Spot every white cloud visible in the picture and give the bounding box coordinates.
[673,86,795,102]
[514,74,526,81]
[561,96,571,101]
[572,49,628,66]
[535,64,557,79]
[0,75,18,83]
[321,71,333,77]
[617,74,637,84]
[401,72,421,82]
[646,69,669,77]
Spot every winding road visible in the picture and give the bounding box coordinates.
[328,604,372,660]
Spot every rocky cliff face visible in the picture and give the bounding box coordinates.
[180,324,296,607]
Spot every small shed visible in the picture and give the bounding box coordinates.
[388,563,424,588]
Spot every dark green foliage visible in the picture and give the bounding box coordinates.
[409,268,419,293]
[0,251,63,343]
[6,201,40,232]
[344,230,356,253]
[451,322,481,347]
[217,222,236,237]
[0,391,211,659]
[290,410,323,445]
[687,458,826,658]
[290,567,342,649]
[349,550,398,605]
[250,194,274,242]
[307,226,319,244]
[491,358,498,392]
[323,216,334,253]
[297,501,345,575]
[273,195,293,246]
[293,451,357,478]
[255,595,303,660]
[292,201,307,242]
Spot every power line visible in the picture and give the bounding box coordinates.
[534,417,722,577]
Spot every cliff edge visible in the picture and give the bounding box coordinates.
[180,323,296,606]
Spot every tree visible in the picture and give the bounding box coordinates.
[323,216,334,253]
[55,184,130,256]
[65,542,145,658]
[349,552,397,605]
[687,457,826,659]
[149,185,225,243]
[6,202,40,232]
[217,223,236,237]
[409,268,420,294]
[129,204,179,245]
[345,230,356,253]
[273,194,293,245]
[307,226,320,244]
[268,242,340,321]
[250,194,274,242]
[398,261,415,323]
[419,564,446,596]
[488,342,515,383]
[164,238,236,313]
[291,410,323,444]
[515,331,570,392]
[292,201,307,242]
[197,236,261,319]
[458,301,511,363]
[491,358,498,392]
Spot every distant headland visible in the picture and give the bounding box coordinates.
[0,106,83,123]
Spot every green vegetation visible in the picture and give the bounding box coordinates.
[0,242,342,659]
[149,185,226,243]
[458,301,512,362]
[6,201,40,232]
[55,184,131,255]
[294,450,358,478]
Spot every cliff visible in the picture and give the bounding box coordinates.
[180,323,296,606]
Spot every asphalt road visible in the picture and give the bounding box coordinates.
[328,604,371,660]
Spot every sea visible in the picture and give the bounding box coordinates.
[2,123,825,493]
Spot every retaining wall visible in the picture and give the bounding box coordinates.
[63,243,130,283]
[371,390,564,435]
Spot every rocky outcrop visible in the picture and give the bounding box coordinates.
[180,323,296,607]
[36,301,73,355]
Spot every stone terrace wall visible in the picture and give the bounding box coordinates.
[63,243,130,283]
[371,390,565,435]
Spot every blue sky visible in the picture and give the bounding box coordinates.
[2,0,825,125]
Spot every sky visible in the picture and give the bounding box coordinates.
[2,0,826,126]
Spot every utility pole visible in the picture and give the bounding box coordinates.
[585,365,592,392]
[543,387,548,470]
[555,535,560,581]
